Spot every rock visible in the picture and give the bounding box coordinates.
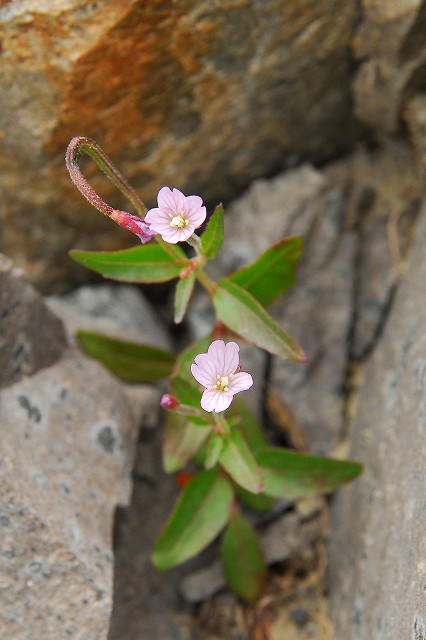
[46,283,172,349]
[0,350,141,640]
[405,93,426,182]
[201,142,421,455]
[0,254,66,389]
[0,1,359,291]
[352,0,426,133]
[0,259,151,639]
[211,164,326,277]
[328,200,426,638]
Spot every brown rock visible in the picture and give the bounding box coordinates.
[0,0,359,291]
[328,199,426,639]
[352,0,426,133]
[405,93,426,182]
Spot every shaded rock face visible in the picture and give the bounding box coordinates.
[0,254,66,388]
[328,200,426,639]
[0,0,359,291]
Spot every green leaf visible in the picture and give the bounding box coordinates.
[70,244,188,283]
[235,486,274,512]
[229,397,269,453]
[220,509,266,603]
[229,236,302,307]
[213,279,306,362]
[220,430,264,494]
[256,448,363,499]
[163,413,212,473]
[200,205,224,259]
[152,468,234,569]
[204,433,225,469]
[171,376,202,408]
[76,330,175,382]
[174,271,196,324]
[171,334,213,384]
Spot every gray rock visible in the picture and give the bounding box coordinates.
[269,171,356,454]
[46,283,172,349]
[0,254,66,389]
[0,259,157,639]
[0,349,141,640]
[328,199,426,639]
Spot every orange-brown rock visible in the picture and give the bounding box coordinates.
[0,0,359,291]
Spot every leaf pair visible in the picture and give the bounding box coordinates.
[151,466,265,603]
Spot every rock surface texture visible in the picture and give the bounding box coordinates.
[353,0,426,133]
[0,261,146,639]
[328,201,426,639]
[0,0,358,291]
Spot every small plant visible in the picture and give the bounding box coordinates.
[66,137,362,603]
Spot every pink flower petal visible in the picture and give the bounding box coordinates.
[144,207,163,225]
[190,206,207,228]
[206,340,225,369]
[191,362,215,387]
[201,389,233,413]
[193,353,218,381]
[228,372,253,394]
[157,186,175,212]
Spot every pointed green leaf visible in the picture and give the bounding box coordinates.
[200,205,224,259]
[174,271,196,324]
[70,244,188,283]
[204,433,225,469]
[76,330,175,382]
[256,448,363,499]
[229,236,302,307]
[171,334,213,384]
[220,509,266,603]
[220,430,264,494]
[163,413,212,473]
[152,468,234,569]
[213,279,306,362]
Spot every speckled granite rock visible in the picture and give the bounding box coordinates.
[328,199,426,639]
[0,0,359,291]
[0,259,150,639]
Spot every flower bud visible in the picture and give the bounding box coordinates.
[160,394,180,410]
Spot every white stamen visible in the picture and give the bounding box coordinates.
[170,213,189,229]
[214,375,230,392]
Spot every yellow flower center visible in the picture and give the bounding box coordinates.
[214,375,230,392]
[170,213,189,229]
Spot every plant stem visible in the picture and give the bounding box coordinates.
[66,136,147,217]
[214,413,230,435]
[196,267,217,296]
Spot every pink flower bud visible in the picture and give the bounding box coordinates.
[160,394,180,410]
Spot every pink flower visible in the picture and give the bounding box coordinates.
[144,187,206,244]
[191,340,253,413]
